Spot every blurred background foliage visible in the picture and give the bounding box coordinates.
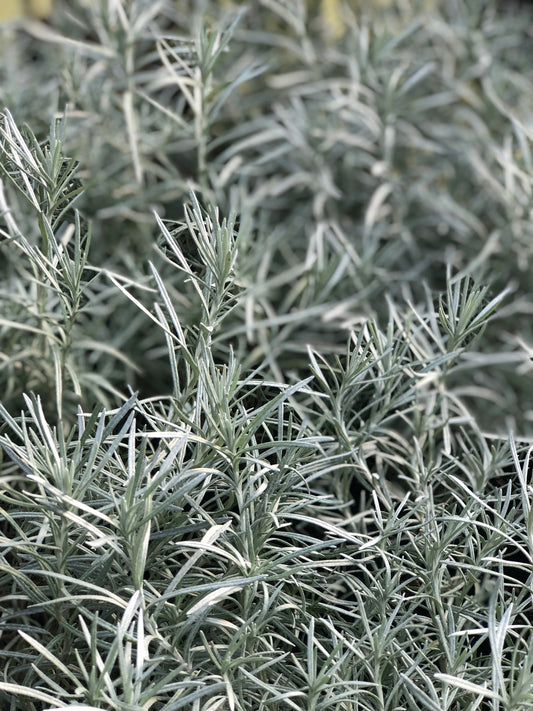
[1,0,533,434]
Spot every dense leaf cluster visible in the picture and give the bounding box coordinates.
[1,2,533,709]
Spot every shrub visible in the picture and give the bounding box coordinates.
[1,2,533,709]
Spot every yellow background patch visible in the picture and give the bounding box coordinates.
[0,0,53,22]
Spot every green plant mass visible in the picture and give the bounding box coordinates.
[1,1,533,709]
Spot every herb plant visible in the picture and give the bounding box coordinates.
[1,1,533,709]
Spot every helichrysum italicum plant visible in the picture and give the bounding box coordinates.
[2,1,533,710]
[0,109,140,421]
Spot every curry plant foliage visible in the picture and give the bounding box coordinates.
[1,1,533,710]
